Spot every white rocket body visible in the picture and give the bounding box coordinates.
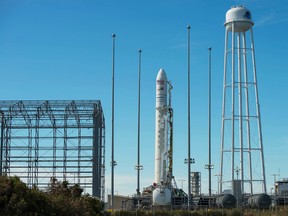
[154,68,168,185]
[153,68,171,206]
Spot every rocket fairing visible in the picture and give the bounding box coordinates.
[154,68,168,185]
[156,68,167,108]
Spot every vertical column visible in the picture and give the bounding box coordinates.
[111,33,116,209]
[28,123,32,187]
[0,112,4,176]
[53,119,57,179]
[136,49,142,196]
[237,32,244,191]
[93,109,100,197]
[187,25,191,208]
[220,27,229,193]
[78,126,81,184]
[5,111,12,176]
[35,111,39,186]
[242,32,253,194]
[231,22,235,182]
[100,114,105,201]
[63,112,67,181]
[250,28,267,193]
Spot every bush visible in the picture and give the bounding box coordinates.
[0,176,104,216]
[195,209,226,216]
[228,209,242,216]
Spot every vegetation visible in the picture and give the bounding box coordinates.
[108,208,288,216]
[0,175,104,216]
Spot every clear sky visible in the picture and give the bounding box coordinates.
[0,0,287,196]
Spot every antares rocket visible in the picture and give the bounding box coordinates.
[153,68,172,206]
[154,68,168,184]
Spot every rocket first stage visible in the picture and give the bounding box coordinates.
[154,68,168,184]
[153,68,172,206]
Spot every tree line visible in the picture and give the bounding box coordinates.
[0,175,104,216]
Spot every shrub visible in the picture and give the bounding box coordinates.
[228,209,242,216]
[0,176,104,216]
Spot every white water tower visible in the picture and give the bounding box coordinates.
[219,6,267,196]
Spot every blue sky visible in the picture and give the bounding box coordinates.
[0,0,288,196]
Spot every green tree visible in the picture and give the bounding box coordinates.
[0,175,104,216]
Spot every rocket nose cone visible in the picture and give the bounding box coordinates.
[157,68,167,81]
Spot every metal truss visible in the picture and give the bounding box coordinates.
[0,100,105,200]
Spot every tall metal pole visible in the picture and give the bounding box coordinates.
[136,49,143,195]
[208,47,212,197]
[187,25,191,210]
[111,33,116,210]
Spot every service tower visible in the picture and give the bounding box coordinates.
[219,6,267,197]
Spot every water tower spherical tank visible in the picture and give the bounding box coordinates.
[225,6,253,32]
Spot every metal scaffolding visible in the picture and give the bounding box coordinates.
[191,172,201,197]
[0,100,105,200]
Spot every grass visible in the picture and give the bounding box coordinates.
[107,206,288,216]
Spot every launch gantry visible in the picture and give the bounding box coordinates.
[0,100,105,200]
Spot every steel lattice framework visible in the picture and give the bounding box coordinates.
[0,100,105,200]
